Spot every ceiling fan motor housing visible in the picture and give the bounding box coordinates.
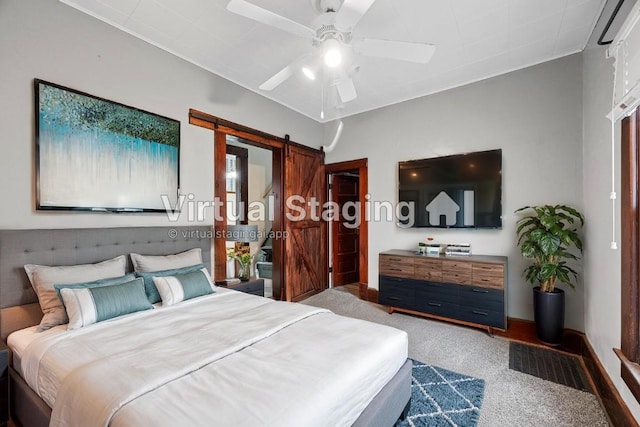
[313,0,344,14]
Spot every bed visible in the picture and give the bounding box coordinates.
[0,227,411,427]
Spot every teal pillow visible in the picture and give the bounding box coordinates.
[60,278,153,330]
[54,273,137,303]
[135,264,206,304]
[152,268,215,306]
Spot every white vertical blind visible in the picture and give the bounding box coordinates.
[609,1,640,120]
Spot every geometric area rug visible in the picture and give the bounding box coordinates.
[395,359,486,427]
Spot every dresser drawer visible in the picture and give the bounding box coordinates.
[380,255,414,266]
[457,305,505,328]
[414,267,442,281]
[472,262,504,276]
[472,275,504,289]
[413,257,442,270]
[442,271,472,285]
[415,297,458,319]
[472,263,504,289]
[380,255,414,277]
[415,281,459,303]
[379,278,415,310]
[442,260,472,285]
[460,295,504,312]
[459,285,504,303]
[380,263,415,277]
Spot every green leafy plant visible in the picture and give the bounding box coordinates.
[515,205,584,292]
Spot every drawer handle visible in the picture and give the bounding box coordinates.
[388,268,402,272]
[472,310,488,316]
[388,296,401,301]
[472,289,489,293]
[428,302,442,307]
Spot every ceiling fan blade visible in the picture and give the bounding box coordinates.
[259,64,294,91]
[353,38,436,64]
[334,0,376,32]
[226,0,315,39]
[335,77,357,103]
[259,54,313,91]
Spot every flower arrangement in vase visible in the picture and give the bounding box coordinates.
[227,247,253,281]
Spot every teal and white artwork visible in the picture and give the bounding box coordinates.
[36,80,179,212]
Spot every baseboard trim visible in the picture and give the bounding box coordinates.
[582,341,638,426]
[367,288,378,304]
[363,292,638,426]
[358,283,368,300]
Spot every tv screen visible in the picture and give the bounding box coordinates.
[398,149,502,228]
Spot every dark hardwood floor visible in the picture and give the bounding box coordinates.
[336,283,360,298]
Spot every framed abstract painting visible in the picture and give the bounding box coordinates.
[35,79,180,212]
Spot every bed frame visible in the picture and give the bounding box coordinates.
[0,226,411,427]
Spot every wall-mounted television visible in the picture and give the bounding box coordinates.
[398,149,502,228]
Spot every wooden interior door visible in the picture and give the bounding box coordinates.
[331,174,360,286]
[283,145,327,301]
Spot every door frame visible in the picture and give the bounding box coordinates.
[189,110,285,299]
[325,158,369,300]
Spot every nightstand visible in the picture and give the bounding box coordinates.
[0,340,7,427]
[219,277,264,297]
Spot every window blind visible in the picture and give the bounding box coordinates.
[610,1,640,120]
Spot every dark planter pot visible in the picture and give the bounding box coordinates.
[533,286,565,346]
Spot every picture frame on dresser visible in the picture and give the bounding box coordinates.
[35,79,180,212]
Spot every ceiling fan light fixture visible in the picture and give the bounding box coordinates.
[323,38,342,68]
[302,66,316,80]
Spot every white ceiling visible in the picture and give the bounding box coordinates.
[60,0,606,122]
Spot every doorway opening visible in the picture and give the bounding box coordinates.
[226,136,275,298]
[325,159,369,300]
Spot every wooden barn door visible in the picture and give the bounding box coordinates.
[283,145,327,301]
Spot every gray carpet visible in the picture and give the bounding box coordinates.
[301,288,610,427]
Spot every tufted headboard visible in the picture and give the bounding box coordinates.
[0,226,212,339]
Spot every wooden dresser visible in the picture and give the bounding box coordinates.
[379,250,507,333]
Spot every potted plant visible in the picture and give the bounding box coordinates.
[515,205,584,345]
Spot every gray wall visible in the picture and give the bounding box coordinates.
[0,0,322,230]
[325,54,585,331]
[582,44,640,420]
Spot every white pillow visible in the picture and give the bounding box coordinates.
[153,268,215,306]
[24,255,127,331]
[130,248,203,272]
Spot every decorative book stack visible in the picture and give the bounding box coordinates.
[445,244,472,256]
[418,242,443,255]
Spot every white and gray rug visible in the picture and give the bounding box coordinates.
[301,288,610,427]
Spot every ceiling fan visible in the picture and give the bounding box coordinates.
[226,0,436,108]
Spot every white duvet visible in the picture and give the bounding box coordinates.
[14,289,408,427]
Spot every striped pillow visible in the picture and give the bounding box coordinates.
[136,264,206,304]
[54,273,137,303]
[60,278,153,330]
[152,268,215,306]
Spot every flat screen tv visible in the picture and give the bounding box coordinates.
[398,149,502,228]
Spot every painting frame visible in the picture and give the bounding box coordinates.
[34,79,180,213]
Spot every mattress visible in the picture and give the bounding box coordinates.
[7,324,65,376]
[9,289,408,427]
